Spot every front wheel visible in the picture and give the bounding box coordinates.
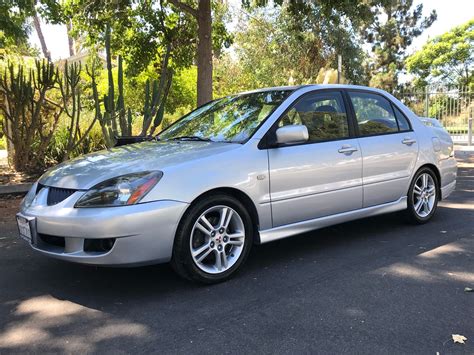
[171,194,253,284]
[405,167,439,224]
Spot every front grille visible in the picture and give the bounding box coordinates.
[47,186,77,205]
[37,183,76,205]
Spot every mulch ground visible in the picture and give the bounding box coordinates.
[0,154,40,186]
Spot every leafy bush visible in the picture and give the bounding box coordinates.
[0,135,5,150]
[45,122,106,165]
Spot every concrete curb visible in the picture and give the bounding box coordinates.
[0,183,32,195]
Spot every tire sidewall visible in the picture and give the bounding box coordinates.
[407,167,439,224]
[174,194,254,283]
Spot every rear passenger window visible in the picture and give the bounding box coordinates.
[393,106,411,131]
[349,92,398,136]
[278,91,349,142]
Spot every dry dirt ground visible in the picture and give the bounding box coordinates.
[0,150,37,185]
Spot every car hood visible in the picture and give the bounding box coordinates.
[39,141,240,189]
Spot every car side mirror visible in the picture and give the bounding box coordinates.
[275,125,309,145]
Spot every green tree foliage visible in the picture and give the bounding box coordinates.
[0,0,34,50]
[63,0,195,75]
[217,3,370,92]
[0,0,62,56]
[406,19,474,87]
[281,0,372,84]
[364,0,437,91]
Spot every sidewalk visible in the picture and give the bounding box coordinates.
[0,150,7,168]
[455,145,474,167]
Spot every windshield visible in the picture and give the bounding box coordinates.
[158,90,291,143]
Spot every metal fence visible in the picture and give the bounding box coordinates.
[396,86,473,144]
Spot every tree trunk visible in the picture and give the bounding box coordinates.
[66,20,75,57]
[33,13,50,61]
[196,0,213,106]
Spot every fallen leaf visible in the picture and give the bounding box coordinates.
[465,287,473,292]
[452,334,467,344]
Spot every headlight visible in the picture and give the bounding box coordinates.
[21,182,39,208]
[75,171,163,208]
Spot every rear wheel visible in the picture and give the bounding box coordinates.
[405,167,439,224]
[171,194,253,284]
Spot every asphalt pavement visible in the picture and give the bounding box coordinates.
[0,149,473,354]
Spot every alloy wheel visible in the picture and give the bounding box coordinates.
[189,205,246,274]
[413,173,436,218]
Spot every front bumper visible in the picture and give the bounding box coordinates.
[19,186,188,266]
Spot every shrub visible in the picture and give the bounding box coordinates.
[45,121,106,166]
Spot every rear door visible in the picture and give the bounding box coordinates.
[266,90,363,227]
[346,90,419,207]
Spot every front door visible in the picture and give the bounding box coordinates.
[267,90,363,227]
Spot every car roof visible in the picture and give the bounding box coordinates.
[240,84,391,96]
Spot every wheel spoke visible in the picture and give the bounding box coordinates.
[427,186,435,196]
[423,200,430,213]
[192,243,210,258]
[221,251,228,269]
[227,232,244,239]
[422,174,428,189]
[227,232,244,246]
[196,215,214,235]
[196,247,213,263]
[414,184,423,195]
[219,207,233,229]
[415,199,423,213]
[214,249,222,271]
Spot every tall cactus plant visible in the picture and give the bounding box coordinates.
[0,60,62,172]
[87,23,173,148]
[58,61,99,160]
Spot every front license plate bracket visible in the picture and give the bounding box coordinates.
[16,214,37,245]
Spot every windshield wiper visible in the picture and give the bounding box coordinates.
[168,135,213,142]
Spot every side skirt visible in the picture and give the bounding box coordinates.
[258,196,407,244]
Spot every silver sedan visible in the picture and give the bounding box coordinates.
[17,85,457,283]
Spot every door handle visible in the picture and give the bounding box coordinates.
[402,137,416,145]
[338,145,358,154]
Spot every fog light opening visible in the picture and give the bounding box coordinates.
[84,238,116,253]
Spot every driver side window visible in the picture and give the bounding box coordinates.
[278,91,350,143]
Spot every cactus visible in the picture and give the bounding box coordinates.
[0,60,62,172]
[58,61,99,160]
[87,24,174,147]
[140,43,173,136]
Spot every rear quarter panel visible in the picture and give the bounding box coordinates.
[385,93,457,194]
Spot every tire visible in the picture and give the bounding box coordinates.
[405,167,439,224]
[171,194,254,284]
